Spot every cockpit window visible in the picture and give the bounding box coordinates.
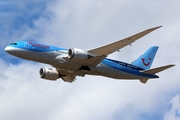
[10,43,17,45]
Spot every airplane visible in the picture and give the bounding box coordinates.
[5,26,175,83]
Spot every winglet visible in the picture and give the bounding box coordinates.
[153,26,162,29]
[145,26,162,33]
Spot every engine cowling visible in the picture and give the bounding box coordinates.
[39,67,59,80]
[68,48,89,60]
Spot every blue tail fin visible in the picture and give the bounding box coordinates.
[131,46,159,70]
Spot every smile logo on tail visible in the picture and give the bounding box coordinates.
[141,58,151,66]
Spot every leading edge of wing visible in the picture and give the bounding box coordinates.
[88,26,162,56]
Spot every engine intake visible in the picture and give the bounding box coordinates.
[39,67,59,80]
[68,48,90,60]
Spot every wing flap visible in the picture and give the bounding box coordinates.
[88,26,162,56]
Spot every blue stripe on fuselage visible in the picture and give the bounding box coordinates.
[8,41,68,52]
[102,58,157,78]
[106,58,144,71]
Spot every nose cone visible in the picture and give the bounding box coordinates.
[5,46,16,54]
[5,46,11,53]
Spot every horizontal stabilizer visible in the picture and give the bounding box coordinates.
[141,64,175,74]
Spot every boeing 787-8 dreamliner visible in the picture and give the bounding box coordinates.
[5,26,175,83]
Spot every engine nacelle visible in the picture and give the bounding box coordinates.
[68,48,89,60]
[39,67,59,80]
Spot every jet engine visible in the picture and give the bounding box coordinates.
[39,67,59,80]
[68,48,90,60]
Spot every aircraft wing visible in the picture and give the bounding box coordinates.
[64,55,106,67]
[88,26,162,56]
[63,26,161,67]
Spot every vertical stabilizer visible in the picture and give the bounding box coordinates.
[131,46,159,70]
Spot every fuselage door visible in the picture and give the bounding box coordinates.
[24,42,29,48]
[50,47,55,54]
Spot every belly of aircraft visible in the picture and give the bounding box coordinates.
[90,63,149,80]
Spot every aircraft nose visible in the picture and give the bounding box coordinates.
[5,46,15,54]
[5,46,10,52]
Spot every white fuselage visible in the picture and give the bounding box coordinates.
[5,45,154,80]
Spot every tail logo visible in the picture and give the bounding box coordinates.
[141,58,151,66]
